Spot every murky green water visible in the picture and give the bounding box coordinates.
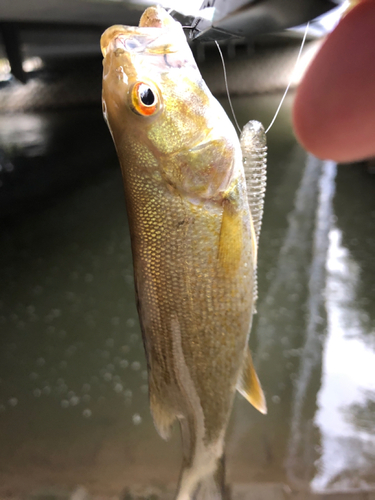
[0,93,374,498]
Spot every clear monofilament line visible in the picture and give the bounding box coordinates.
[265,21,310,134]
[215,40,242,134]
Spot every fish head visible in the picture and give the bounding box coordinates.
[101,6,239,200]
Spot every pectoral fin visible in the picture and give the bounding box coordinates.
[218,198,243,274]
[237,348,267,414]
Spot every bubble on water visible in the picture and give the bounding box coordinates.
[42,386,51,396]
[30,372,39,381]
[141,370,148,380]
[65,291,76,302]
[288,293,299,303]
[261,352,270,360]
[60,360,67,369]
[131,361,141,371]
[140,385,148,394]
[85,273,94,283]
[85,316,96,328]
[46,326,56,335]
[103,372,112,382]
[33,388,42,397]
[59,330,67,339]
[111,317,120,327]
[130,333,138,344]
[106,363,115,372]
[82,394,91,403]
[67,390,75,398]
[105,338,114,348]
[36,357,45,367]
[114,383,123,393]
[126,318,135,328]
[101,350,110,359]
[82,409,92,418]
[70,396,80,406]
[61,399,69,408]
[8,398,18,407]
[124,389,132,398]
[121,345,130,353]
[132,413,142,425]
[0,404,5,412]
[60,384,68,393]
[289,349,302,358]
[82,383,91,393]
[66,345,77,356]
[119,359,129,369]
[272,395,281,404]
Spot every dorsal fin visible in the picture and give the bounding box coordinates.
[240,120,267,309]
[237,347,267,414]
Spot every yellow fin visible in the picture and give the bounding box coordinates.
[218,199,243,274]
[237,348,267,414]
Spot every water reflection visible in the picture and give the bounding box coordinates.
[0,95,375,497]
[312,224,375,491]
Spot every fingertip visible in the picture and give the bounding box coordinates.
[293,0,375,163]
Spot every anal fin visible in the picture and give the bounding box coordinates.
[237,348,267,414]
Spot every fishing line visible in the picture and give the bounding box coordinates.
[265,21,310,134]
[215,40,242,134]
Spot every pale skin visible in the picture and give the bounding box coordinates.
[293,0,375,163]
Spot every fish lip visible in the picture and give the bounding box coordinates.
[100,24,182,58]
[101,26,159,58]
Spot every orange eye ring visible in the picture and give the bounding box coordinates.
[131,82,160,116]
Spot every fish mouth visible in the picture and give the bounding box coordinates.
[100,6,183,59]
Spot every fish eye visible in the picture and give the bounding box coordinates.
[131,82,160,116]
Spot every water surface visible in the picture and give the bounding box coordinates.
[0,93,374,498]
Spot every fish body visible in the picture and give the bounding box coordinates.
[101,7,266,499]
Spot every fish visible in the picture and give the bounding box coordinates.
[101,6,267,499]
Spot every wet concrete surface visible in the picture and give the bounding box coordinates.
[0,70,374,500]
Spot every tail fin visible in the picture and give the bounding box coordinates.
[176,453,230,500]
